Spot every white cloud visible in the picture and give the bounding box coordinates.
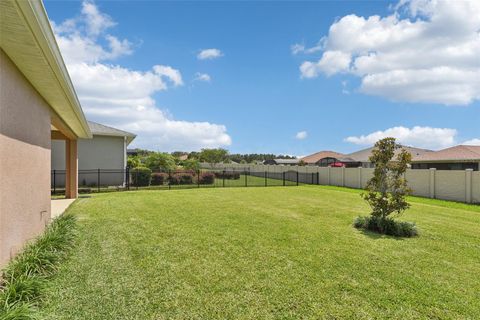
[197,48,223,60]
[295,131,308,140]
[291,40,324,55]
[299,0,480,105]
[194,72,211,82]
[463,138,480,146]
[50,1,132,64]
[345,126,457,150]
[153,65,183,87]
[291,43,305,55]
[52,1,231,151]
[81,0,115,36]
[300,51,351,77]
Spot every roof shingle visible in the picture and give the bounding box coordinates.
[413,145,480,162]
[301,151,345,164]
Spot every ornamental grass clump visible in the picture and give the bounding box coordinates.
[0,213,77,319]
[355,137,418,237]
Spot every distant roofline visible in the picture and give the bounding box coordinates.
[87,121,136,145]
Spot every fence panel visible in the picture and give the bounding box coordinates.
[435,170,466,202]
[51,165,480,204]
[344,168,359,188]
[330,168,344,186]
[405,169,430,198]
[472,172,480,204]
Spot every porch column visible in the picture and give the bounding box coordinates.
[65,139,78,199]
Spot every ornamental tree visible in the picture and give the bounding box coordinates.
[361,137,412,220]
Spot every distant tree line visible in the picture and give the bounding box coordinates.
[127,148,298,171]
[228,153,296,164]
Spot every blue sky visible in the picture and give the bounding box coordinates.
[44,0,480,155]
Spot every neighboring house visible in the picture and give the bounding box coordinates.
[411,145,480,171]
[52,121,136,187]
[301,151,345,166]
[127,148,140,157]
[178,154,189,161]
[263,159,300,165]
[1,0,91,266]
[337,146,433,168]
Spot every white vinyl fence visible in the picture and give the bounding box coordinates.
[202,163,480,204]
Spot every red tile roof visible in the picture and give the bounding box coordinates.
[413,145,480,162]
[301,151,345,164]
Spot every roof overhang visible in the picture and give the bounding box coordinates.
[92,132,136,146]
[0,0,91,139]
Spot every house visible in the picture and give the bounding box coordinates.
[301,151,345,166]
[337,146,433,168]
[411,145,480,171]
[263,159,300,165]
[51,121,136,187]
[0,0,91,266]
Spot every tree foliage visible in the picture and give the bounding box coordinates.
[199,148,230,165]
[182,158,201,171]
[144,152,176,171]
[361,137,412,220]
[127,155,141,168]
[228,153,296,163]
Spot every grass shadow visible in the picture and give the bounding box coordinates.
[356,227,406,241]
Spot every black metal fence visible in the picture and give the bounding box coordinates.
[51,168,321,195]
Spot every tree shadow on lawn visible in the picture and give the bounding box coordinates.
[356,228,406,241]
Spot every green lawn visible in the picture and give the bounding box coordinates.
[42,186,480,319]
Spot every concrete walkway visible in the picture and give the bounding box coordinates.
[51,198,76,219]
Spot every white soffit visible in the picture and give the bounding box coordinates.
[0,0,91,139]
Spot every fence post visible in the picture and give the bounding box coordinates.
[53,170,56,195]
[168,170,171,190]
[296,171,299,186]
[223,170,225,188]
[316,172,319,185]
[466,169,473,203]
[429,168,436,198]
[136,168,139,190]
[341,166,345,187]
[126,167,130,190]
[283,172,285,186]
[97,168,100,192]
[265,171,267,187]
[245,170,248,187]
[358,167,362,189]
[327,166,331,185]
[197,169,200,188]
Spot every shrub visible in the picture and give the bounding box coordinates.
[0,213,77,317]
[168,173,194,185]
[198,172,215,185]
[176,173,194,185]
[167,174,179,185]
[151,172,167,185]
[131,167,152,186]
[354,216,418,237]
[214,172,240,180]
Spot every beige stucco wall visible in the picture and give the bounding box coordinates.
[0,49,51,267]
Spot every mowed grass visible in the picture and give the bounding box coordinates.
[41,186,480,319]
